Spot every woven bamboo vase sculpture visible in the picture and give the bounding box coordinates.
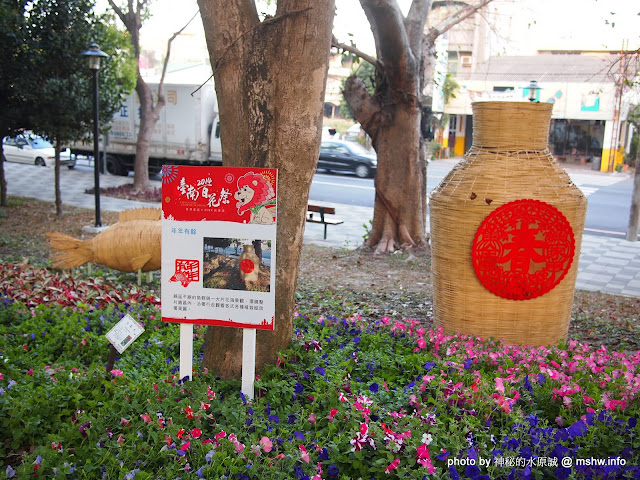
[429,101,587,346]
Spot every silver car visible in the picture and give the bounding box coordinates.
[2,133,75,168]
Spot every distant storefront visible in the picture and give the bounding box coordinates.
[438,55,629,172]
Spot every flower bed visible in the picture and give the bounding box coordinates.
[0,267,639,479]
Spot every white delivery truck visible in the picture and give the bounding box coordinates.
[71,82,222,176]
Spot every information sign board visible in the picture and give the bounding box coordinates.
[161,166,277,330]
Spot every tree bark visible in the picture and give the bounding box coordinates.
[54,138,62,217]
[198,0,334,379]
[0,149,7,207]
[131,75,159,191]
[627,147,640,241]
[340,0,492,254]
[342,0,431,254]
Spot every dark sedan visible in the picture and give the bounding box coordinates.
[318,140,377,178]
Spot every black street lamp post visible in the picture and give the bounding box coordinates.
[527,79,541,102]
[81,43,109,227]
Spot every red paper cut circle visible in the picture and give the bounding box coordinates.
[240,259,255,274]
[471,199,575,300]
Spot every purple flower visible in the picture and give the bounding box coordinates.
[314,366,325,376]
[327,464,339,479]
[6,465,16,478]
[353,336,360,344]
[79,422,91,438]
[268,415,280,424]
[448,466,460,480]
[463,358,472,370]
[424,362,437,371]
[294,431,305,440]
[523,374,533,392]
[369,382,379,393]
[567,420,588,439]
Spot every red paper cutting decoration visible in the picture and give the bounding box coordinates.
[240,259,255,274]
[471,199,575,300]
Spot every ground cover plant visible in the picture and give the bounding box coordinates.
[1,196,639,478]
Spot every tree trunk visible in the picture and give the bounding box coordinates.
[343,0,431,254]
[54,138,62,217]
[627,147,640,241]
[197,0,334,379]
[0,148,7,207]
[340,0,493,254]
[132,75,160,191]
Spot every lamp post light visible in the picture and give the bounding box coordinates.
[81,43,109,228]
[527,79,541,102]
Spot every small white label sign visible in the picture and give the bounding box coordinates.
[105,314,145,354]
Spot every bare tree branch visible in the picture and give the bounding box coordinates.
[331,35,383,73]
[425,0,492,44]
[157,11,200,105]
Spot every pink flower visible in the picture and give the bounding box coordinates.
[191,428,202,439]
[207,386,216,400]
[385,458,400,474]
[300,444,310,463]
[215,430,226,440]
[26,369,33,376]
[140,413,152,424]
[185,406,194,419]
[603,393,627,411]
[260,436,273,453]
[110,369,123,377]
[117,434,125,446]
[180,441,191,452]
[120,418,130,427]
[328,408,338,420]
[308,413,316,423]
[200,402,211,411]
[417,444,436,474]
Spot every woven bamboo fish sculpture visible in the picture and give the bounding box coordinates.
[47,208,161,272]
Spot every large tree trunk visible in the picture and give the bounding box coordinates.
[344,0,431,254]
[197,0,334,379]
[341,0,492,254]
[54,138,62,217]
[627,147,640,241]
[0,148,7,207]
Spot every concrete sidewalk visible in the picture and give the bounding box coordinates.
[4,161,640,298]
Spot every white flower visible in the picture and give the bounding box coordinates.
[422,433,433,445]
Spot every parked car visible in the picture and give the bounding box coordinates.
[2,133,75,168]
[343,123,363,141]
[318,140,377,178]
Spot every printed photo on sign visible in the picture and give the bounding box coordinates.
[203,238,271,292]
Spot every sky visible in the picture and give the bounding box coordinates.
[95,0,640,60]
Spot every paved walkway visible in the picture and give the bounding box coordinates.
[4,160,640,298]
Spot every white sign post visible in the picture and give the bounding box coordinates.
[161,166,278,400]
[242,329,257,400]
